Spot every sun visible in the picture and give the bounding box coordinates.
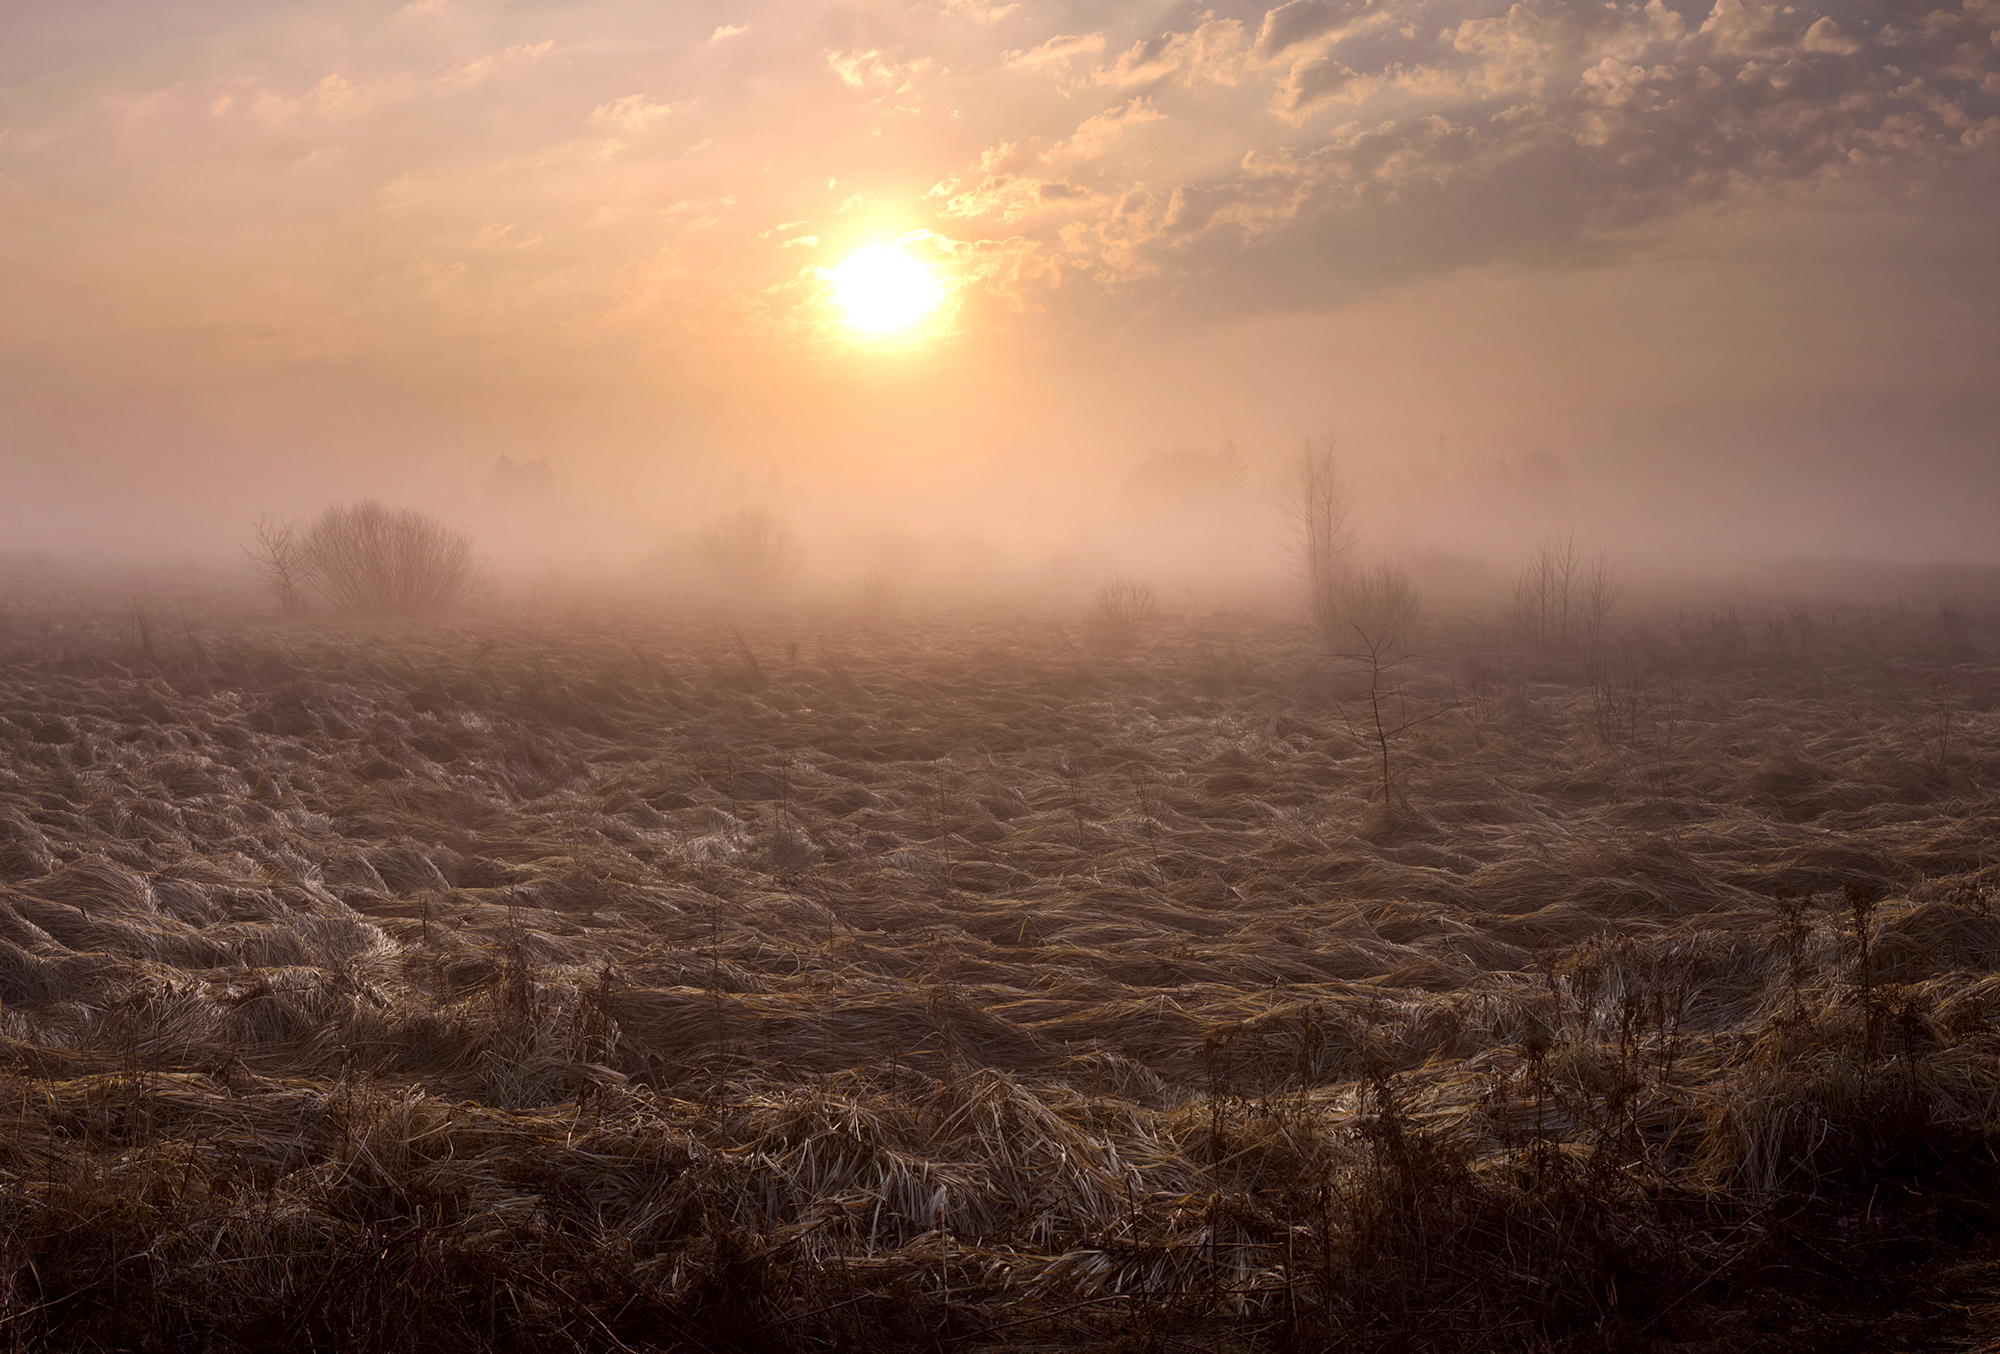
[829,244,944,334]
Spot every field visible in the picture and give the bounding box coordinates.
[1,584,1998,1351]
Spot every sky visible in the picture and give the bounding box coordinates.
[2,0,1997,572]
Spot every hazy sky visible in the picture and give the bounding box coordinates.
[2,0,1996,562]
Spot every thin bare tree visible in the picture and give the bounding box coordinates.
[245,515,317,617]
[1288,431,1356,647]
[1580,550,1622,648]
[1335,564,1439,803]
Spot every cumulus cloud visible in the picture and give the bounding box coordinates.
[590,95,680,134]
[1005,31,1106,71]
[1255,0,1369,60]
[1096,20,1250,88]
[1047,98,1166,159]
[1801,16,1862,55]
[440,40,556,92]
[827,48,931,92]
[940,174,1097,222]
[956,0,2000,321]
[940,0,1019,24]
[6,0,1997,378]
[1273,56,1361,119]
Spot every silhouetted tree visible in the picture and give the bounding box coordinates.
[245,516,316,617]
[1287,432,1356,647]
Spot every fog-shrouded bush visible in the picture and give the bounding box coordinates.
[1339,562,1422,659]
[700,507,803,594]
[300,501,478,617]
[1087,576,1157,651]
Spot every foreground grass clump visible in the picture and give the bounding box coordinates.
[0,590,1996,1349]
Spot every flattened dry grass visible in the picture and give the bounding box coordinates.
[0,594,1997,1348]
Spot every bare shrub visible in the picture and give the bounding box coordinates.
[1938,600,1977,660]
[859,568,903,620]
[700,508,804,593]
[1340,563,1421,661]
[300,501,477,617]
[1288,431,1356,647]
[1087,577,1157,651]
[245,516,316,617]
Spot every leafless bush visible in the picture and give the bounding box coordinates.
[859,568,903,620]
[1340,563,1421,662]
[300,501,477,616]
[1288,431,1356,647]
[700,507,804,593]
[1938,600,1977,660]
[245,516,316,617]
[1086,577,1157,651]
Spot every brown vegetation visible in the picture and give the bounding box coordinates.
[0,585,1996,1350]
[701,508,806,595]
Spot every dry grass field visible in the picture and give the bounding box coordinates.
[1,587,1998,1351]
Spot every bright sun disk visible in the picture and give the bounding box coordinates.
[830,245,943,333]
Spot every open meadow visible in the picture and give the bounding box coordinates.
[1,584,1998,1351]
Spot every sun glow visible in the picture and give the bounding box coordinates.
[829,245,944,334]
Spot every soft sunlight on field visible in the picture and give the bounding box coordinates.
[829,244,943,334]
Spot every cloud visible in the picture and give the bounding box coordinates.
[7,0,1996,382]
[1047,98,1166,159]
[1696,0,1794,56]
[1096,20,1250,88]
[440,40,555,92]
[827,49,931,92]
[1801,16,1862,55]
[940,0,1018,23]
[239,73,376,125]
[1008,0,2000,322]
[589,95,680,134]
[939,174,1097,222]
[1005,32,1106,71]
[1255,0,1368,61]
[1273,57,1360,120]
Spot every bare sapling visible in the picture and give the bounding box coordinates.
[1288,431,1356,648]
[246,515,317,617]
[1336,564,1447,804]
[1580,549,1620,649]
